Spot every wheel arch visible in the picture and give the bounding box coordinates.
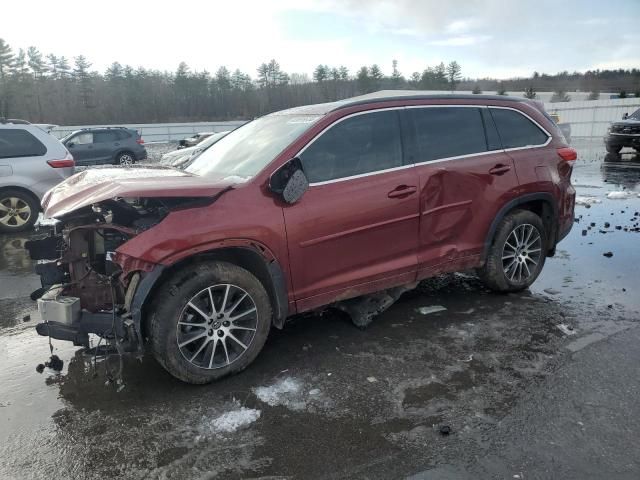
[483,193,558,261]
[0,185,41,206]
[136,244,289,341]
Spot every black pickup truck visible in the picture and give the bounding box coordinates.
[605,108,640,154]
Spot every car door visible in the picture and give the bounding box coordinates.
[283,108,420,312]
[92,130,119,163]
[408,105,520,278]
[65,132,94,165]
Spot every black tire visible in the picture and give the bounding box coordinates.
[148,261,272,384]
[0,189,39,233]
[115,151,136,166]
[605,144,622,154]
[479,209,547,292]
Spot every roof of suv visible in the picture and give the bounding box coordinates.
[273,90,533,116]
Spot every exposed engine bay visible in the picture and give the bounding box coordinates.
[25,197,175,352]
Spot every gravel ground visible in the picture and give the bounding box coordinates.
[0,139,639,479]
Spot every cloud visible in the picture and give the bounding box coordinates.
[429,35,492,46]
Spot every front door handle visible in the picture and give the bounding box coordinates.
[388,185,417,198]
[489,164,511,175]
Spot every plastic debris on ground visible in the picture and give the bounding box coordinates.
[211,407,261,433]
[366,376,378,383]
[417,305,447,315]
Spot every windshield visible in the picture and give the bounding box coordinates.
[185,114,321,178]
[629,108,640,120]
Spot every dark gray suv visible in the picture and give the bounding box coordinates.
[61,127,147,166]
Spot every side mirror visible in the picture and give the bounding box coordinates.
[268,157,309,204]
[622,113,629,120]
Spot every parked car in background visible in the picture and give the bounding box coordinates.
[61,127,147,166]
[604,108,640,154]
[161,131,229,168]
[0,119,74,232]
[28,93,576,384]
[178,132,214,149]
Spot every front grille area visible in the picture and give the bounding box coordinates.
[611,124,640,135]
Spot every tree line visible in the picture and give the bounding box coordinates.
[0,38,639,125]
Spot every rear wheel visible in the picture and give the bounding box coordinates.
[148,261,272,384]
[479,209,547,292]
[116,151,135,166]
[0,189,39,233]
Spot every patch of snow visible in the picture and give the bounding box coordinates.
[556,323,576,336]
[606,191,634,199]
[575,196,601,206]
[253,377,306,410]
[366,376,378,383]
[308,388,321,395]
[417,305,447,315]
[211,407,261,433]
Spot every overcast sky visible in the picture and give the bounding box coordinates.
[3,0,639,79]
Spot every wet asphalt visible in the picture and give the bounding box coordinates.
[0,139,639,479]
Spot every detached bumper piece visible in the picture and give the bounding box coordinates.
[35,286,135,350]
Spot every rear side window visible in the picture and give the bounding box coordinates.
[94,131,119,143]
[71,132,93,145]
[490,108,549,149]
[0,129,47,159]
[118,130,132,140]
[410,107,487,162]
[300,110,403,183]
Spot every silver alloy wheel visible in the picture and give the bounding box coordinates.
[501,223,542,283]
[176,284,258,369]
[0,197,31,228]
[119,154,134,165]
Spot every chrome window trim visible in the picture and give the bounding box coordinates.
[301,104,553,187]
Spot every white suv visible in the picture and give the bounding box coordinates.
[0,119,75,233]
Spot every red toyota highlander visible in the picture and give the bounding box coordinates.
[26,93,576,384]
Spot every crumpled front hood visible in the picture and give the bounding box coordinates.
[42,166,238,218]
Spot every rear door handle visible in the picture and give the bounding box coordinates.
[489,164,511,175]
[388,185,417,198]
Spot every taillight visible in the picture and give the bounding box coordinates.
[136,137,145,144]
[47,152,75,168]
[557,147,577,166]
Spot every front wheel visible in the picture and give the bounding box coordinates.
[148,261,272,384]
[479,209,547,292]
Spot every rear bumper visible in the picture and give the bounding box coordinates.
[136,148,148,160]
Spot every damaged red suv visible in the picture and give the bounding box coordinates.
[26,93,576,384]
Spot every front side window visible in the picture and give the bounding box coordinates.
[300,110,403,184]
[0,129,47,159]
[186,114,321,179]
[490,108,549,149]
[410,107,488,162]
[72,132,93,145]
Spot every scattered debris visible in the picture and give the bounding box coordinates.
[22,314,30,322]
[417,305,447,315]
[604,222,610,228]
[556,323,576,336]
[35,364,45,374]
[44,355,64,371]
[211,407,261,433]
[603,251,613,258]
[335,284,416,328]
[461,354,474,362]
[439,425,451,435]
[581,229,587,236]
[366,376,378,383]
[308,388,321,395]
